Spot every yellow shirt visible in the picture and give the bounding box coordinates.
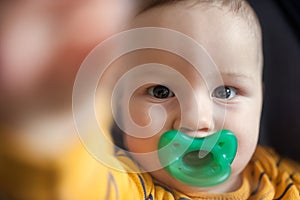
[1,142,300,199]
[100,146,300,200]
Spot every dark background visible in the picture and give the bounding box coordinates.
[248,0,300,161]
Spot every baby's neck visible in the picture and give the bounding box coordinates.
[182,174,243,196]
[209,174,242,193]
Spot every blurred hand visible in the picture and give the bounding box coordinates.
[0,1,154,199]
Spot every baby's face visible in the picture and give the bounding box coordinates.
[119,3,262,194]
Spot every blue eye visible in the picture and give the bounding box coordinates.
[147,85,175,99]
[212,86,236,100]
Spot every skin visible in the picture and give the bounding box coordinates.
[118,2,263,195]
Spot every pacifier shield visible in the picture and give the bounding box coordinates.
[158,130,237,187]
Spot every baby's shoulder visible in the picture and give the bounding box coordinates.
[247,145,300,199]
[252,145,300,174]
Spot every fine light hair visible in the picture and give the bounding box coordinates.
[138,0,263,70]
[140,0,262,40]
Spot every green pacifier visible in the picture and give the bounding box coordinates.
[158,130,237,187]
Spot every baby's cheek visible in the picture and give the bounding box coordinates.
[230,135,257,176]
[125,135,164,171]
[129,99,152,127]
[230,150,246,176]
[124,135,157,153]
[221,120,257,176]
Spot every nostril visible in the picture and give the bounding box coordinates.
[199,128,210,133]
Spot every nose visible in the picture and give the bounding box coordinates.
[173,90,214,137]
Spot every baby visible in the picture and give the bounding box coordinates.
[88,0,300,199]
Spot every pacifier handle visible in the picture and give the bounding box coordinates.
[158,130,237,187]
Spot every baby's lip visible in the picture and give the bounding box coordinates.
[179,128,213,138]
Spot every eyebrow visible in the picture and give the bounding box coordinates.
[220,72,254,80]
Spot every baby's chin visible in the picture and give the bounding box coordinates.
[150,169,243,195]
[147,151,247,194]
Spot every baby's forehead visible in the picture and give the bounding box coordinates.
[128,1,262,77]
[109,48,260,88]
[131,0,262,46]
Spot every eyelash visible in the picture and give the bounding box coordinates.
[147,85,175,99]
[211,86,238,100]
[146,85,239,101]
